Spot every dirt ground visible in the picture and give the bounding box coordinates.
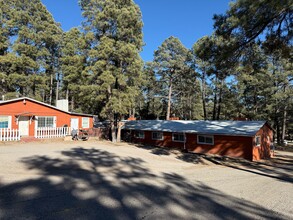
[0,140,292,220]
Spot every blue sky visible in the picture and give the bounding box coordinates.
[41,0,230,61]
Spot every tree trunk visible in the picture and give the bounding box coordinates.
[201,72,207,120]
[282,104,287,144]
[111,121,117,143]
[212,87,218,120]
[49,74,53,105]
[117,121,124,142]
[66,89,69,100]
[55,74,59,105]
[166,79,172,120]
[281,86,288,144]
[71,95,74,111]
[216,79,224,120]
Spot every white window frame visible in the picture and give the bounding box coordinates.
[82,117,90,128]
[37,116,56,128]
[172,133,185,142]
[135,131,144,139]
[0,116,11,129]
[197,135,214,145]
[152,132,163,140]
[255,136,261,147]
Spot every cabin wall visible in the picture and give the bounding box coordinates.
[127,130,253,160]
[253,124,273,160]
[0,100,93,136]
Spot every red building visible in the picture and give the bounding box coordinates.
[123,120,273,161]
[0,97,94,138]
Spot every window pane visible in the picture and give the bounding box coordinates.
[82,117,89,128]
[152,132,163,140]
[198,135,213,145]
[206,137,213,143]
[38,117,46,128]
[198,136,205,143]
[46,117,54,127]
[38,117,54,128]
[173,133,184,141]
[0,116,8,128]
[135,131,144,138]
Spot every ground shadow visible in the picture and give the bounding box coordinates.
[133,143,293,184]
[0,147,289,219]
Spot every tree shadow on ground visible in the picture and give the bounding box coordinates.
[133,144,293,184]
[0,147,289,219]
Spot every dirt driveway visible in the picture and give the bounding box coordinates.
[0,140,292,219]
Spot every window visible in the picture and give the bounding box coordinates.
[0,116,9,128]
[82,117,89,128]
[197,135,214,145]
[135,131,144,139]
[37,116,54,128]
[172,133,185,142]
[255,136,261,147]
[152,132,163,140]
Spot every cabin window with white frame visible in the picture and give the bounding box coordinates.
[82,117,89,128]
[152,132,163,140]
[172,133,185,142]
[197,135,214,145]
[0,116,9,128]
[135,131,144,139]
[37,116,54,128]
[255,136,261,147]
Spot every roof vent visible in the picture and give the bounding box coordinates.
[56,99,69,112]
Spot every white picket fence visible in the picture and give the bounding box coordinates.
[35,127,71,139]
[0,128,20,141]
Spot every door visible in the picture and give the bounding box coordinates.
[19,116,29,136]
[70,118,79,131]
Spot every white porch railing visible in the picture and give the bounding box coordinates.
[0,128,20,141]
[35,127,71,139]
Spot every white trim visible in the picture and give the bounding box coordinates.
[53,116,57,128]
[8,116,12,129]
[82,117,90,128]
[152,132,164,140]
[37,116,55,128]
[197,135,214,145]
[172,133,185,142]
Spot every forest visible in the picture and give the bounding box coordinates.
[0,0,292,143]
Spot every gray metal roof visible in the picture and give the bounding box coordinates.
[123,120,268,137]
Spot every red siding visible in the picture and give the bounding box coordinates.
[0,99,93,136]
[253,123,272,160]
[130,131,253,160]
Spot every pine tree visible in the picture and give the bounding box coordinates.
[79,0,144,142]
[214,0,292,58]
[60,28,87,112]
[153,36,190,120]
[0,0,62,102]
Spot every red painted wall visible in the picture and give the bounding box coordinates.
[129,131,254,160]
[253,123,273,160]
[0,99,93,136]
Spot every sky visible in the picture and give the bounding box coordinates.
[41,0,231,62]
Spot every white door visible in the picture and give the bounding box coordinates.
[70,118,79,131]
[19,116,29,136]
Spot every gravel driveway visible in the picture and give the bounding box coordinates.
[0,140,292,219]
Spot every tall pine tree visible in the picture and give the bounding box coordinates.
[79,0,144,142]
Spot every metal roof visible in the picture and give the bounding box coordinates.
[123,120,268,137]
[0,97,94,117]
